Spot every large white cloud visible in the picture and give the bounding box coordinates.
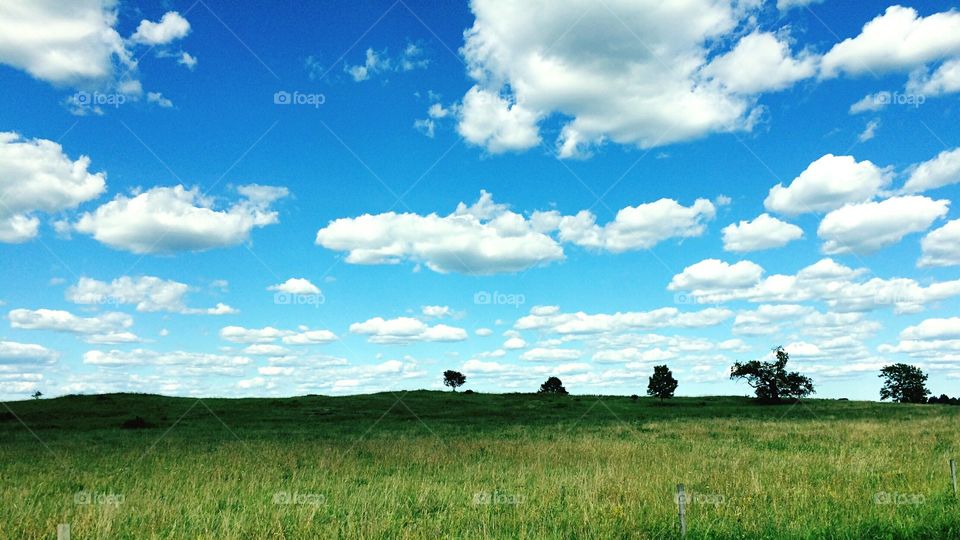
[0,132,107,242]
[0,340,59,364]
[900,317,960,341]
[722,213,803,252]
[821,6,960,77]
[902,147,960,194]
[459,0,770,157]
[919,219,960,267]
[316,191,562,274]
[349,317,467,344]
[764,154,891,215]
[817,196,949,255]
[668,259,764,291]
[558,198,716,252]
[67,276,236,314]
[704,31,817,94]
[74,184,288,254]
[8,308,138,344]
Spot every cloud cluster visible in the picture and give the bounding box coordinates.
[67,276,236,314]
[8,308,138,344]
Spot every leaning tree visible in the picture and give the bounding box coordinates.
[730,346,814,403]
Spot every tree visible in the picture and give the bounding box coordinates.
[442,370,466,392]
[879,364,930,403]
[31,391,42,400]
[730,347,814,403]
[538,376,568,395]
[647,365,678,401]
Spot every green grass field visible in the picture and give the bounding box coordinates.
[2,391,959,539]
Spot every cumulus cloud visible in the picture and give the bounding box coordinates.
[130,11,190,45]
[704,31,817,93]
[902,147,960,193]
[316,191,563,274]
[8,308,138,344]
[558,198,716,252]
[907,58,960,96]
[268,278,320,295]
[421,305,453,318]
[219,325,338,345]
[459,0,771,156]
[74,184,288,254]
[848,92,891,114]
[776,0,823,10]
[919,219,960,267]
[821,6,960,77]
[722,213,803,252]
[349,317,467,344]
[514,305,733,335]
[67,276,236,314]
[0,340,59,364]
[818,196,949,254]
[520,348,581,362]
[900,318,960,341]
[764,154,892,215]
[83,348,251,371]
[345,44,428,82]
[668,259,764,291]
[0,132,107,242]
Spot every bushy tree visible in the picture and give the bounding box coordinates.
[31,391,42,400]
[730,347,814,403]
[442,370,466,392]
[879,364,929,403]
[538,376,568,395]
[647,365,678,401]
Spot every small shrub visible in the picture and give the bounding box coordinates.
[464,389,475,395]
[120,416,156,429]
[630,394,639,401]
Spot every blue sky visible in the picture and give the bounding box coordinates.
[2,0,960,400]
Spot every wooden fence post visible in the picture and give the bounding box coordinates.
[677,483,687,538]
[951,459,957,497]
[57,523,70,540]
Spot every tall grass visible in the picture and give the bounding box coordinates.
[1,392,958,538]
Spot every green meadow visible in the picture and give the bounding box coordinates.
[1,391,959,539]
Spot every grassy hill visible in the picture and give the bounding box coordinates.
[2,392,959,538]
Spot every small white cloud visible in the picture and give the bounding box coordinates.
[722,213,803,252]
[130,12,191,45]
[268,278,320,295]
[857,119,880,142]
[902,147,960,193]
[764,154,892,215]
[668,259,764,291]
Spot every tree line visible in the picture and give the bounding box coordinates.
[442,347,957,404]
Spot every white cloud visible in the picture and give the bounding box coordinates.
[857,119,880,142]
[818,196,949,254]
[130,12,190,45]
[346,44,428,82]
[67,276,236,314]
[0,340,58,364]
[268,278,320,295]
[178,52,197,69]
[907,58,960,96]
[733,304,813,336]
[75,184,288,254]
[349,317,467,344]
[902,147,960,193]
[919,219,960,267]
[849,92,890,114]
[722,213,803,252]
[704,31,817,93]
[219,326,290,344]
[776,0,823,10]
[475,328,493,337]
[0,132,107,242]
[668,259,764,291]
[764,154,892,215]
[559,198,716,252]
[421,305,452,318]
[242,344,291,357]
[520,348,581,362]
[459,0,767,156]
[316,191,563,274]
[281,329,338,345]
[146,92,173,108]
[821,6,960,77]
[503,337,527,350]
[900,318,960,341]
[514,305,733,335]
[8,308,137,343]
[0,0,131,85]
[83,348,251,370]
